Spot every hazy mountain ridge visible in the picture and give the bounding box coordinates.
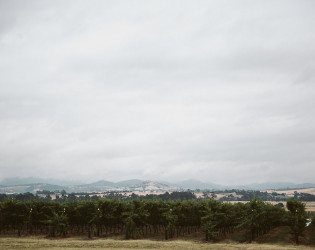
[71,180,181,193]
[175,179,223,190]
[85,180,115,187]
[116,179,143,187]
[0,183,67,194]
[228,182,315,190]
[0,177,83,186]
[0,177,315,194]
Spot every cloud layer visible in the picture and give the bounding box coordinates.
[1,0,315,184]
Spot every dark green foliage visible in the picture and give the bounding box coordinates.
[43,212,68,237]
[162,206,178,239]
[286,199,307,244]
[201,201,221,241]
[296,192,315,201]
[308,215,315,246]
[123,200,149,239]
[311,213,315,227]
[236,199,286,242]
[0,198,297,244]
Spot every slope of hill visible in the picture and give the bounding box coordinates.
[66,180,180,193]
[0,183,67,194]
[88,180,115,187]
[126,181,180,192]
[175,179,222,190]
[116,179,143,187]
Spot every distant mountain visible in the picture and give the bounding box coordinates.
[0,183,68,194]
[116,179,143,187]
[289,183,315,189]
[175,179,222,190]
[237,182,295,190]
[0,177,83,186]
[231,182,315,190]
[0,177,52,185]
[82,179,144,187]
[1,177,315,194]
[70,180,180,193]
[88,180,115,187]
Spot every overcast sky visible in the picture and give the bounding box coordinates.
[0,0,315,185]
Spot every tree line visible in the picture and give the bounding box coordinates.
[2,189,315,202]
[0,191,197,203]
[0,198,310,244]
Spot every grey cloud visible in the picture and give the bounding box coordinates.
[0,0,315,185]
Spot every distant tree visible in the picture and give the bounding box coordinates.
[15,192,35,202]
[276,202,284,208]
[45,193,52,201]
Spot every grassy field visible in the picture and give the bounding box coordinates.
[0,236,315,250]
[1,225,314,249]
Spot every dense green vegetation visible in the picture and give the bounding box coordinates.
[0,197,309,245]
[2,189,315,203]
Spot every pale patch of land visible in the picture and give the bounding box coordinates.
[194,192,242,199]
[121,191,166,196]
[304,202,315,211]
[266,188,315,196]
[0,236,313,250]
